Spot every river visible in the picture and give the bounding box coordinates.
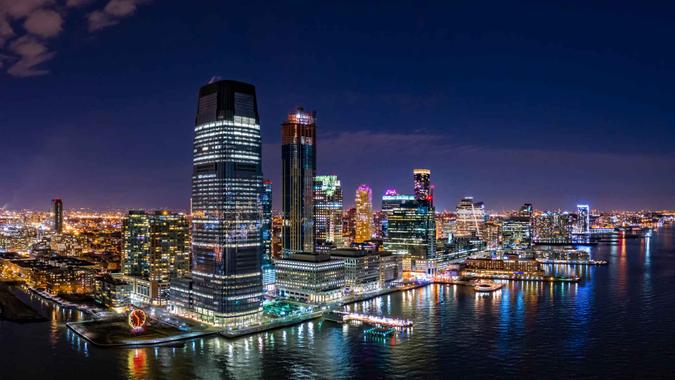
[1,227,674,379]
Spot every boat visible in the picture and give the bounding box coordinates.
[473,280,503,292]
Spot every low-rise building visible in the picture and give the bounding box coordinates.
[330,249,380,293]
[275,253,345,303]
[94,274,131,311]
[1,256,97,295]
[463,257,543,276]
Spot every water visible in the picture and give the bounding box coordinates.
[2,227,675,379]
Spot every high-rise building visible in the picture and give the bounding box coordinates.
[354,185,373,243]
[314,175,344,250]
[455,196,485,238]
[261,180,274,288]
[282,108,317,255]
[413,169,432,206]
[533,211,574,244]
[576,204,590,234]
[262,179,273,264]
[52,198,63,234]
[382,194,436,258]
[501,203,533,248]
[342,207,357,245]
[381,189,399,238]
[187,80,264,326]
[122,210,190,302]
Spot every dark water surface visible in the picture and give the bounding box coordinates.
[2,227,675,379]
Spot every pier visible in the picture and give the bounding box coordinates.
[325,311,413,328]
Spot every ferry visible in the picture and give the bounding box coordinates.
[473,280,503,292]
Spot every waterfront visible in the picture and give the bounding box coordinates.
[1,227,674,379]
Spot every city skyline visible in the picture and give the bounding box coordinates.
[2,2,675,211]
[3,3,675,378]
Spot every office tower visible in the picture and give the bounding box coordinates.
[189,80,263,325]
[282,108,317,255]
[343,207,357,245]
[314,175,344,250]
[262,179,273,264]
[122,210,190,288]
[455,196,485,238]
[355,185,373,243]
[52,198,63,234]
[576,204,590,234]
[413,169,432,206]
[382,194,436,258]
[381,189,399,238]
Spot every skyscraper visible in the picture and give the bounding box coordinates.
[383,196,436,258]
[261,180,274,287]
[355,184,373,243]
[189,80,263,325]
[314,175,344,250]
[576,204,590,234]
[52,198,63,234]
[262,179,273,264]
[282,108,316,255]
[413,169,432,206]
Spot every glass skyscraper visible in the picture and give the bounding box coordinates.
[382,196,436,259]
[261,179,275,288]
[262,179,273,264]
[282,108,316,255]
[314,175,344,250]
[189,80,263,326]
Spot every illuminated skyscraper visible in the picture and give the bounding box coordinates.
[282,108,316,255]
[314,175,344,250]
[355,185,373,243]
[382,195,436,258]
[188,80,263,325]
[262,179,273,263]
[576,204,590,234]
[413,169,432,206]
[52,198,63,234]
[261,180,274,287]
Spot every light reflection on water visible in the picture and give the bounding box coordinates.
[2,227,675,378]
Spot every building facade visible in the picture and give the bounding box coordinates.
[354,184,373,243]
[186,80,264,326]
[382,195,436,258]
[282,108,317,255]
[455,196,485,238]
[275,253,345,303]
[52,198,63,234]
[122,210,190,285]
[413,169,432,206]
[314,175,344,251]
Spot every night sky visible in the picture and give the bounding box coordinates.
[1,1,674,212]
